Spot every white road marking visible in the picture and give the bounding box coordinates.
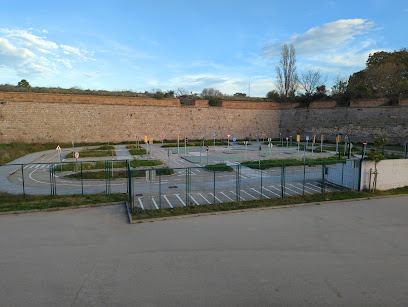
[241,189,257,199]
[151,197,159,209]
[188,194,200,205]
[220,192,233,201]
[307,183,323,192]
[163,195,173,208]
[281,185,301,195]
[288,183,313,194]
[209,193,222,203]
[198,193,211,204]
[175,194,186,206]
[250,188,270,199]
[172,160,181,166]
[18,178,22,181]
[138,198,145,210]
[230,190,246,201]
[261,186,281,197]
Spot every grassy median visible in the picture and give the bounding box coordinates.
[0,193,128,213]
[131,186,408,220]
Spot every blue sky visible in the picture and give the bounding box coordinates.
[0,0,407,97]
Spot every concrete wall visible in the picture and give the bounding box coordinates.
[280,106,408,144]
[0,93,280,143]
[360,159,408,190]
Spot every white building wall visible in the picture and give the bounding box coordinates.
[360,159,408,190]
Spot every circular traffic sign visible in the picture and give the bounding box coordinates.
[74,152,79,159]
[206,146,209,151]
[161,134,165,138]
[262,131,266,136]
[233,137,236,142]
[363,141,367,145]
[213,133,216,137]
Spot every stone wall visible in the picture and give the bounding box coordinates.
[279,106,408,144]
[0,93,280,143]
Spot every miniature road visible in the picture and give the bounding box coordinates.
[1,196,408,305]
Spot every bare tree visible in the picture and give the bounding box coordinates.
[275,43,298,98]
[175,87,189,96]
[201,88,223,98]
[331,75,348,95]
[299,68,325,96]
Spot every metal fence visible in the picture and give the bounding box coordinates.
[128,160,361,212]
[1,159,361,211]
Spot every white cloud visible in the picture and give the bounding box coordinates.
[0,28,94,80]
[263,19,376,57]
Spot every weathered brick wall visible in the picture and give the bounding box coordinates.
[279,106,408,143]
[0,93,280,143]
[1,92,407,144]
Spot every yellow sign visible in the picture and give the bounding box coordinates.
[149,137,153,145]
[296,135,300,142]
[177,135,180,142]
[313,135,316,143]
[321,135,324,142]
[336,135,341,143]
[144,136,148,143]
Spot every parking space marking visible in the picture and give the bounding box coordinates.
[250,188,270,199]
[230,191,245,201]
[138,198,145,210]
[220,192,233,201]
[305,183,322,193]
[188,194,200,205]
[198,193,211,204]
[261,186,281,197]
[151,197,159,209]
[175,194,186,206]
[283,185,302,195]
[163,195,173,208]
[288,183,313,194]
[241,190,257,199]
[275,184,294,197]
[209,193,222,203]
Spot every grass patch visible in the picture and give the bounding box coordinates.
[241,157,346,169]
[54,160,163,173]
[66,146,117,158]
[132,186,408,220]
[204,163,233,172]
[65,167,174,180]
[130,160,163,167]
[127,145,146,155]
[0,192,128,213]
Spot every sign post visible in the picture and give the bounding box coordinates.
[336,135,341,154]
[184,136,187,156]
[344,135,349,156]
[305,136,309,150]
[262,131,266,143]
[161,134,165,144]
[312,134,316,155]
[321,135,324,153]
[144,136,148,155]
[297,135,300,153]
[258,145,262,168]
[206,146,209,164]
[177,135,180,154]
[268,142,273,157]
[244,141,248,159]
[290,135,292,147]
[74,152,79,173]
[149,138,153,159]
[362,141,367,158]
[286,137,289,148]
[227,134,231,148]
[232,137,236,146]
[213,133,216,146]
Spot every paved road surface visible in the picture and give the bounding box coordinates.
[1,196,407,306]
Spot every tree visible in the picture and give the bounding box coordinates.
[275,43,298,98]
[299,68,324,96]
[175,88,189,97]
[201,88,223,98]
[17,79,30,88]
[233,93,246,97]
[368,136,388,192]
[266,90,281,101]
[331,76,348,95]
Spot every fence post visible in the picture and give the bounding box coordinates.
[81,162,84,195]
[159,174,162,209]
[321,163,326,194]
[127,160,133,212]
[213,170,216,204]
[281,163,285,198]
[236,164,241,201]
[186,167,191,206]
[302,162,306,195]
[21,164,25,198]
[260,168,263,199]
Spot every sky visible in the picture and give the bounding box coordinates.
[0,0,407,97]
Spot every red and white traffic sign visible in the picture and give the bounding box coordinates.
[363,141,367,146]
[286,137,289,140]
[74,152,79,159]
[161,134,165,139]
[262,131,266,136]
[56,145,61,150]
[227,134,231,138]
[206,146,209,151]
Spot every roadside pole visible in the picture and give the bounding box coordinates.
[177,135,180,154]
[321,135,324,153]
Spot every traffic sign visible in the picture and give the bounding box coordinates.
[227,134,231,138]
[363,141,367,146]
[213,133,216,137]
[306,136,310,141]
[56,145,61,150]
[232,137,236,142]
[262,131,266,136]
[74,152,79,159]
[336,135,341,143]
[206,146,209,151]
[161,134,165,139]
[296,135,300,142]
[321,135,324,141]
[144,136,148,143]
[286,137,288,141]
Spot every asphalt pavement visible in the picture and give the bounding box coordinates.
[1,196,407,306]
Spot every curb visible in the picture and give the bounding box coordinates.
[125,201,132,224]
[0,201,125,216]
[130,193,408,224]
